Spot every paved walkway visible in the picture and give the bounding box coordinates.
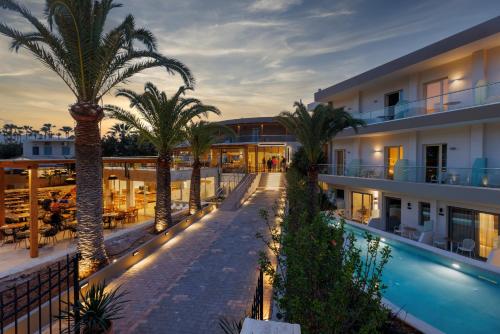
[110,187,282,333]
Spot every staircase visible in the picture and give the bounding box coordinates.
[258,173,284,189]
[219,173,260,211]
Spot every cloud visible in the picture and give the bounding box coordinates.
[248,0,302,12]
[308,9,355,18]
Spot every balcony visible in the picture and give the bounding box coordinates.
[318,163,500,206]
[349,81,500,125]
[214,134,296,144]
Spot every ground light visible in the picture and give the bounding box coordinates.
[452,263,460,269]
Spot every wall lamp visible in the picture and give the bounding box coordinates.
[132,251,139,256]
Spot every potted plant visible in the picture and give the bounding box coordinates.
[59,282,128,334]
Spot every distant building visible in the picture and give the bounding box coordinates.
[22,138,75,159]
[174,117,300,173]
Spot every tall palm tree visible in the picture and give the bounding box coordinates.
[106,83,219,231]
[0,0,194,275]
[277,102,365,215]
[41,123,55,138]
[184,121,234,214]
[59,126,73,138]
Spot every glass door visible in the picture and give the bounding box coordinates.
[386,197,401,232]
[352,192,372,224]
[385,146,403,179]
[478,213,499,258]
[425,78,448,113]
[425,144,447,183]
[335,149,345,176]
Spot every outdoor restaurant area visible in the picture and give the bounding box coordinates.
[0,157,218,278]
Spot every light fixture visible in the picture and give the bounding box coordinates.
[81,282,89,289]
[108,175,118,180]
[452,263,460,269]
[112,259,117,263]
[373,149,382,153]
[164,231,170,236]
[381,238,386,242]
[132,251,139,256]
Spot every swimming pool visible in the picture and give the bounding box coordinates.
[345,223,500,334]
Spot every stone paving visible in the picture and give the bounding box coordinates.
[109,187,282,334]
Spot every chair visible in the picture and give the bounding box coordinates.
[114,212,127,228]
[14,230,30,249]
[393,224,402,235]
[40,227,58,246]
[457,239,475,257]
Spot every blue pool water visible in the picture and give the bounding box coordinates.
[345,224,500,334]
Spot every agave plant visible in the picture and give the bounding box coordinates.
[59,282,128,334]
[218,316,245,334]
[0,0,194,275]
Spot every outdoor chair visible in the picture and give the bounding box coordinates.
[40,227,58,246]
[14,230,30,249]
[457,238,475,257]
[393,224,403,235]
[114,212,127,228]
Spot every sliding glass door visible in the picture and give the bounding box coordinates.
[351,192,372,224]
[449,207,500,258]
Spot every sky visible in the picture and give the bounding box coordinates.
[0,0,499,133]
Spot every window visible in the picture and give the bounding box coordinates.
[419,202,431,226]
[425,78,448,113]
[43,143,52,156]
[62,146,70,155]
[32,146,39,156]
[424,144,447,183]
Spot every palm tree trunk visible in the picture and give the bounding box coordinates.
[155,153,172,232]
[189,158,202,214]
[307,164,319,218]
[72,106,108,277]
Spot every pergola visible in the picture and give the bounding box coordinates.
[0,157,158,258]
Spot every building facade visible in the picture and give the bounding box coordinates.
[23,138,75,159]
[314,17,500,260]
[175,117,300,173]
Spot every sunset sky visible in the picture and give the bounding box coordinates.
[0,0,498,133]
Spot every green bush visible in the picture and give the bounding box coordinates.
[258,171,391,334]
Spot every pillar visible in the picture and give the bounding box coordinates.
[126,179,133,209]
[29,166,39,258]
[0,168,5,233]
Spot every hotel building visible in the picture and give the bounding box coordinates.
[314,16,500,261]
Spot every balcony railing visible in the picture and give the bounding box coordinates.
[318,164,500,189]
[215,134,296,144]
[349,81,500,125]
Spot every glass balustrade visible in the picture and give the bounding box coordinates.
[349,81,500,124]
[318,164,500,189]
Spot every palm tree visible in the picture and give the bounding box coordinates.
[184,121,234,214]
[40,123,54,138]
[107,123,133,142]
[277,102,365,215]
[0,0,194,275]
[59,126,73,138]
[106,83,219,231]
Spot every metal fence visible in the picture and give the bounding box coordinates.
[250,269,264,320]
[0,254,79,334]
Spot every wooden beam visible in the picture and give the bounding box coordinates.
[29,166,39,258]
[0,167,5,234]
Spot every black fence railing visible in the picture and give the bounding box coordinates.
[250,269,264,320]
[0,254,79,334]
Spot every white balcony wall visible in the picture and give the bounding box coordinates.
[484,123,500,167]
[486,46,500,83]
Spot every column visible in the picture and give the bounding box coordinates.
[29,166,39,258]
[243,147,248,173]
[126,179,133,209]
[469,124,485,163]
[0,167,5,233]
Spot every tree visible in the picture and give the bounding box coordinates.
[59,126,73,138]
[106,83,218,231]
[107,123,133,142]
[40,123,55,138]
[277,102,364,216]
[0,0,194,275]
[184,121,234,214]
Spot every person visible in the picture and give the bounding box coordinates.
[266,158,272,172]
[272,156,277,171]
[261,157,266,172]
[281,157,287,172]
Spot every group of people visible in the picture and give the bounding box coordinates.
[262,156,287,172]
